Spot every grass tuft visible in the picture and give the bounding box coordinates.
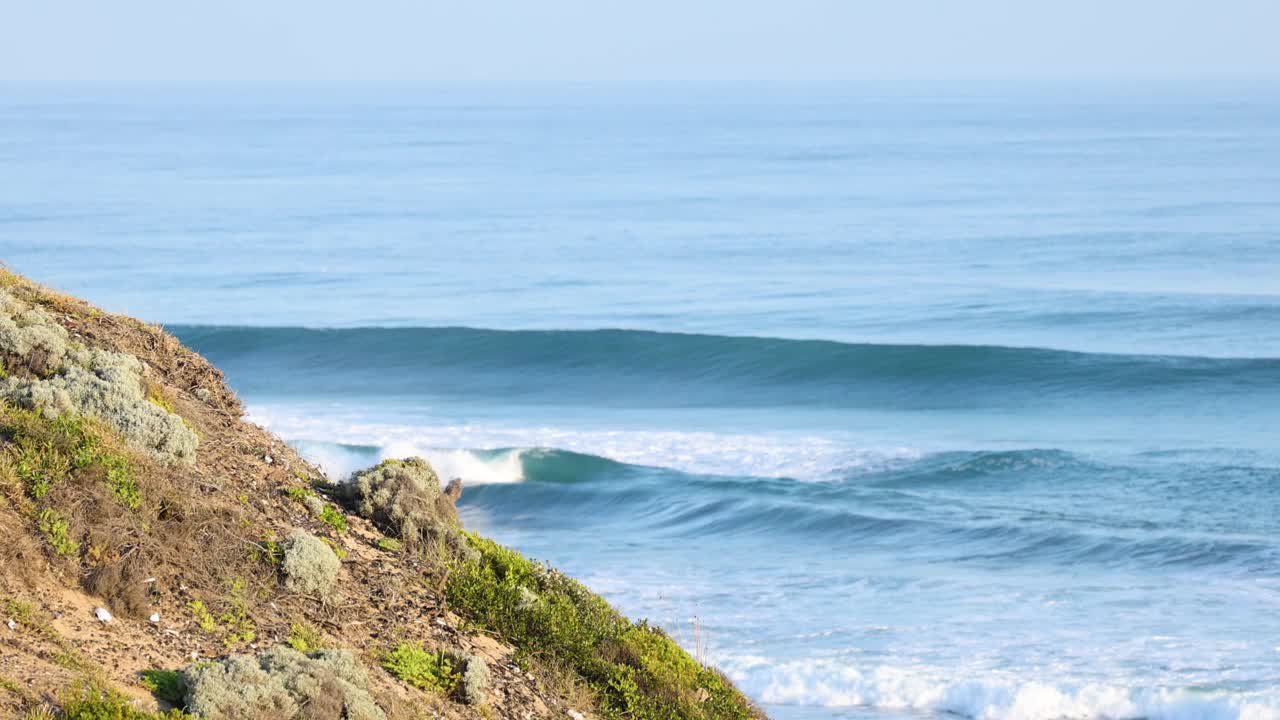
[319,536,348,560]
[285,621,326,653]
[1,407,141,510]
[59,680,189,719]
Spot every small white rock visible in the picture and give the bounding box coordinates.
[567,711,586,720]
[264,454,273,464]
[94,607,113,623]
[149,613,161,623]
[6,619,15,631]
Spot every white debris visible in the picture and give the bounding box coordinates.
[94,607,113,623]
[264,454,273,464]
[149,613,161,623]
[6,619,15,631]
[567,711,586,720]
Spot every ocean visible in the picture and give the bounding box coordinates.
[2,82,1279,720]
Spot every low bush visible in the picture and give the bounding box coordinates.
[341,458,469,559]
[0,290,197,466]
[140,670,185,706]
[282,486,312,504]
[37,508,79,556]
[458,653,490,706]
[279,529,340,599]
[182,647,385,720]
[446,533,762,720]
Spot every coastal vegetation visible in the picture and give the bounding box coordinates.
[0,268,763,719]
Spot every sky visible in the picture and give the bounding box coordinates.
[1,0,1278,83]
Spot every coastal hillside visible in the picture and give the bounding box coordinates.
[0,268,763,720]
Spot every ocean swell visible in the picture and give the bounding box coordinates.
[175,325,1280,411]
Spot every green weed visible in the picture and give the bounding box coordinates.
[139,669,185,706]
[381,643,461,695]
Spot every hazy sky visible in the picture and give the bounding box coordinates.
[2,0,1278,83]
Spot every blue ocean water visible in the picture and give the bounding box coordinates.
[3,83,1280,720]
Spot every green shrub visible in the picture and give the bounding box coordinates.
[380,643,460,695]
[217,600,257,647]
[5,409,82,499]
[285,622,326,653]
[262,538,285,566]
[446,534,761,719]
[100,451,140,510]
[317,504,347,534]
[188,600,216,633]
[37,508,79,556]
[1,405,140,509]
[4,597,34,624]
[283,486,313,503]
[288,483,349,535]
[374,537,402,553]
[140,669,185,706]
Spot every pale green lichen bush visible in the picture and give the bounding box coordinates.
[280,529,340,598]
[182,647,385,720]
[459,652,490,706]
[0,290,198,465]
[301,494,325,518]
[343,458,471,559]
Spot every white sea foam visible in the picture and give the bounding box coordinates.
[390,444,526,485]
[288,437,527,484]
[718,657,1280,720]
[248,404,921,482]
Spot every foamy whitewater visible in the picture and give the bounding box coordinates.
[4,83,1280,719]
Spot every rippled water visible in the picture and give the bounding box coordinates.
[3,83,1279,719]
